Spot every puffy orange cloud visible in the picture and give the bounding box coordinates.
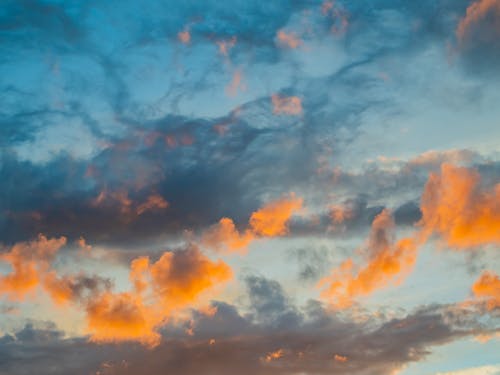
[318,210,418,308]
[202,194,303,253]
[178,30,191,44]
[319,164,500,308]
[0,234,66,300]
[148,247,233,310]
[249,194,303,236]
[419,163,500,249]
[271,94,303,116]
[86,291,161,347]
[264,349,284,362]
[136,194,169,215]
[201,217,255,254]
[334,354,348,363]
[456,0,500,42]
[276,30,302,49]
[472,271,500,311]
[85,247,232,346]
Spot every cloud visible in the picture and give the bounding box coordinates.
[248,194,303,236]
[225,69,246,97]
[318,209,418,308]
[202,194,303,253]
[419,163,500,249]
[435,364,500,375]
[86,291,161,347]
[456,0,500,73]
[0,234,67,300]
[271,94,303,116]
[85,245,232,346]
[472,271,500,311]
[318,163,500,307]
[457,0,500,43]
[216,36,237,57]
[177,30,191,44]
[276,29,302,49]
[201,217,255,254]
[0,233,232,347]
[0,291,496,375]
[136,194,169,215]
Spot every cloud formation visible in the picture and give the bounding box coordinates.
[202,194,303,253]
[318,209,418,308]
[419,163,500,249]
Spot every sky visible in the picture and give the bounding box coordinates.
[0,0,500,374]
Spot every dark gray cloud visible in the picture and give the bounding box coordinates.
[0,277,497,375]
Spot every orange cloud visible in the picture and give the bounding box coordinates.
[91,190,132,215]
[201,217,255,254]
[0,235,231,347]
[264,349,285,362]
[334,354,348,363]
[276,30,302,49]
[85,246,232,346]
[178,30,191,44]
[0,234,67,300]
[271,94,303,116]
[136,194,169,215]
[330,204,354,224]
[318,210,418,308]
[249,194,303,236]
[86,291,161,347]
[456,0,500,42]
[202,194,303,253]
[225,69,246,96]
[419,163,500,249]
[148,247,233,310]
[319,163,500,308]
[472,271,500,311]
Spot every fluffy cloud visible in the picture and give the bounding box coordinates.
[202,194,303,253]
[318,209,418,308]
[472,270,500,311]
[419,163,500,249]
[0,234,67,299]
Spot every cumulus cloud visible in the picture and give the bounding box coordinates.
[319,163,500,307]
[0,234,232,347]
[85,245,232,346]
[318,209,418,308]
[457,0,500,43]
[472,270,500,311]
[202,194,303,253]
[0,234,67,299]
[0,283,496,375]
[456,0,500,73]
[419,163,500,249]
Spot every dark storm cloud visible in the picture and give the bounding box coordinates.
[0,277,497,375]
